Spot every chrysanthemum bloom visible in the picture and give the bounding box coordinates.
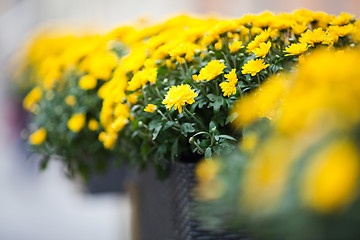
[67,113,86,132]
[224,69,238,84]
[242,59,269,76]
[144,104,157,113]
[98,131,117,149]
[299,28,327,46]
[65,95,76,106]
[162,84,198,113]
[228,40,244,53]
[219,81,236,97]
[29,127,46,145]
[78,74,97,90]
[23,86,42,112]
[195,60,226,81]
[285,43,309,56]
[220,69,238,97]
[88,119,99,131]
[214,40,223,50]
[252,41,271,58]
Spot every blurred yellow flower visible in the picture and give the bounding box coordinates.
[144,104,157,113]
[65,95,76,106]
[301,140,359,213]
[23,87,42,112]
[67,113,86,132]
[196,158,220,182]
[98,131,117,149]
[78,75,97,90]
[29,127,46,145]
[162,84,198,114]
[241,58,269,76]
[88,119,99,131]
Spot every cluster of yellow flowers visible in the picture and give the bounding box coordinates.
[194,49,360,238]
[234,49,360,214]
[21,10,360,167]
[96,10,360,150]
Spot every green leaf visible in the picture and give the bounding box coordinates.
[213,96,224,111]
[205,147,212,159]
[181,123,195,137]
[149,119,162,130]
[226,112,238,124]
[141,142,150,160]
[207,94,217,102]
[152,125,162,140]
[163,121,174,130]
[209,121,216,130]
[218,135,237,141]
[171,138,179,162]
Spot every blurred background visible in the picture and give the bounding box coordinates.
[0,0,359,240]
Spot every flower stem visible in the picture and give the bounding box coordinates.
[184,107,206,130]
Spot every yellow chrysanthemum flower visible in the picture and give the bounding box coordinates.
[301,140,359,213]
[214,40,223,50]
[67,113,86,132]
[65,95,76,106]
[29,127,47,145]
[162,84,198,114]
[224,69,238,84]
[299,28,327,46]
[144,104,157,113]
[98,131,117,149]
[219,69,238,97]
[242,59,269,76]
[228,40,244,53]
[219,81,236,97]
[195,60,226,81]
[196,158,220,182]
[23,87,42,112]
[328,24,354,37]
[78,75,97,90]
[88,119,99,131]
[252,41,271,58]
[284,43,309,56]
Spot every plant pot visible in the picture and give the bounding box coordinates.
[130,161,248,240]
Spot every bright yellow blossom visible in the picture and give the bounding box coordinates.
[328,24,354,37]
[67,113,86,132]
[219,69,238,97]
[228,40,244,53]
[88,119,99,131]
[196,158,220,182]
[299,28,327,46]
[224,69,238,84]
[330,12,354,26]
[195,60,226,81]
[162,84,198,114]
[284,43,309,56]
[252,41,271,58]
[242,59,269,76]
[65,95,76,106]
[78,75,97,90]
[219,81,236,97]
[29,127,47,145]
[23,87,42,112]
[144,104,157,113]
[98,131,117,149]
[301,140,359,213]
[214,40,223,50]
